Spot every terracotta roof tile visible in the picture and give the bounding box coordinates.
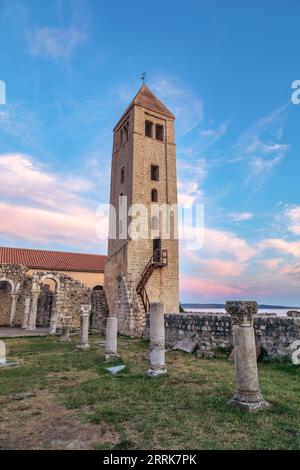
[0,247,106,273]
[114,84,174,129]
[133,84,175,118]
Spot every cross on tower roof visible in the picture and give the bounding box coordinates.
[140,72,146,83]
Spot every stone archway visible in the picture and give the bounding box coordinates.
[37,274,61,329]
[0,264,28,327]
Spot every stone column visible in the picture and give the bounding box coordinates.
[10,293,19,326]
[27,290,39,331]
[147,302,167,377]
[104,316,118,361]
[76,305,91,351]
[60,316,71,342]
[0,340,6,365]
[48,296,57,335]
[225,301,272,412]
[22,296,31,329]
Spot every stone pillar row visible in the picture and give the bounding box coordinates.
[12,293,272,415]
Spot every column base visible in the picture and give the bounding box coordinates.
[48,325,57,335]
[76,343,90,352]
[104,351,119,362]
[59,336,71,342]
[228,396,272,413]
[147,367,167,377]
[26,326,37,331]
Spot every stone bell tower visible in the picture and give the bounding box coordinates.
[104,84,179,336]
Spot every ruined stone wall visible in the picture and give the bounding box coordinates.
[145,313,300,360]
[91,289,109,333]
[0,282,12,325]
[104,244,127,316]
[112,273,145,337]
[0,264,29,327]
[0,264,99,329]
[14,296,25,326]
[55,278,91,329]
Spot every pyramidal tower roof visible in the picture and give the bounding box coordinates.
[115,84,175,128]
[133,84,175,118]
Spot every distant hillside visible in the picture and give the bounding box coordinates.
[182,303,300,310]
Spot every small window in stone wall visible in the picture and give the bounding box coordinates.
[124,122,129,142]
[151,164,159,181]
[151,188,158,202]
[145,120,153,137]
[119,121,129,147]
[156,124,164,141]
[120,167,125,184]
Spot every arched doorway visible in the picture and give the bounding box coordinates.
[93,285,103,291]
[0,280,13,326]
[37,276,59,328]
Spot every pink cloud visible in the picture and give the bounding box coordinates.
[181,226,257,262]
[0,153,93,211]
[258,238,300,257]
[0,201,107,251]
[260,258,283,269]
[0,153,107,251]
[180,275,244,299]
[185,253,247,277]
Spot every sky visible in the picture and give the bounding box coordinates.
[1,0,300,305]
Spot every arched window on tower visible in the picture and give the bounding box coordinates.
[151,188,158,202]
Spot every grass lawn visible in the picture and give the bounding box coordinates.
[0,334,299,450]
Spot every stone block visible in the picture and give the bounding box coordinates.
[172,338,198,354]
[287,310,300,318]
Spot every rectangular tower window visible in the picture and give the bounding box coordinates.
[145,120,153,137]
[120,167,125,184]
[156,124,164,141]
[151,164,159,181]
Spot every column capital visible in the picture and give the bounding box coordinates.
[80,305,91,315]
[225,301,258,327]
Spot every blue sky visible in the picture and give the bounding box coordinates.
[1,0,300,305]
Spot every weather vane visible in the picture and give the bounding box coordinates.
[141,72,146,83]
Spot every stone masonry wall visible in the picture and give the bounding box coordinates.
[145,312,300,360]
[91,289,109,333]
[0,282,12,325]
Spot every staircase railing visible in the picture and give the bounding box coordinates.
[136,249,168,313]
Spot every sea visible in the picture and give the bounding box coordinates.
[183,308,292,317]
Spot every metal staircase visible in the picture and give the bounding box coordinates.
[136,249,168,313]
